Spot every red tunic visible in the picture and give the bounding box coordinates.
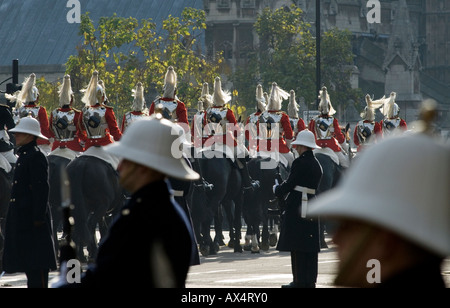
[191,111,209,148]
[49,106,86,152]
[203,107,239,148]
[258,111,293,154]
[245,111,262,152]
[149,97,189,131]
[353,120,382,152]
[80,105,122,150]
[22,104,51,146]
[308,115,345,152]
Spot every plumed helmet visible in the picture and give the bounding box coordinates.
[380,92,399,118]
[256,84,266,112]
[287,90,299,119]
[103,117,199,181]
[81,71,104,107]
[163,66,177,99]
[212,76,231,106]
[132,82,146,112]
[318,86,336,116]
[361,94,384,121]
[9,116,48,140]
[199,82,212,111]
[58,75,74,107]
[308,133,450,257]
[16,73,39,108]
[267,82,289,111]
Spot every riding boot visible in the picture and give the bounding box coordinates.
[237,157,259,191]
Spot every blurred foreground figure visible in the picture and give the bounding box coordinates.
[59,115,199,288]
[308,111,450,287]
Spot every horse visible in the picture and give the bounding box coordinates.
[66,154,124,262]
[189,148,244,256]
[47,154,73,253]
[244,155,289,252]
[314,150,343,246]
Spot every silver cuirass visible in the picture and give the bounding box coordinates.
[82,107,108,138]
[314,116,334,140]
[156,99,178,122]
[259,111,282,139]
[52,109,76,141]
[357,121,375,144]
[206,107,229,135]
[123,111,148,130]
[382,118,400,134]
[18,106,40,119]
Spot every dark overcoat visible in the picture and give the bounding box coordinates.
[71,179,195,288]
[2,140,57,272]
[275,150,323,252]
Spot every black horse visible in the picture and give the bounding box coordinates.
[66,155,124,262]
[48,154,73,253]
[244,156,289,252]
[314,152,343,246]
[189,150,244,256]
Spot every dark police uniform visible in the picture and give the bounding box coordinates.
[2,140,57,287]
[274,150,323,288]
[66,179,195,288]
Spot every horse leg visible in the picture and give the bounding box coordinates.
[232,196,243,253]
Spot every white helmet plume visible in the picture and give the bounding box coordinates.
[318,86,336,116]
[212,76,231,106]
[58,75,74,107]
[287,90,299,118]
[17,73,39,108]
[199,82,212,110]
[81,71,104,107]
[132,82,146,112]
[267,82,289,111]
[361,94,385,121]
[380,92,399,118]
[256,84,266,112]
[163,66,177,99]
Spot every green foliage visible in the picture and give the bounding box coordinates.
[61,7,223,121]
[232,4,362,118]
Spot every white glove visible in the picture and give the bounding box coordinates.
[272,179,279,194]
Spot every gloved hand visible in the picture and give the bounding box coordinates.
[272,179,279,194]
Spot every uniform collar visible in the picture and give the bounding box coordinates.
[17,139,37,154]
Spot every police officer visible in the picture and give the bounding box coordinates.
[273,129,323,288]
[2,117,57,288]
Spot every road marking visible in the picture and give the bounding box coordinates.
[217,274,292,284]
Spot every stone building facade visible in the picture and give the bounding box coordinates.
[203,0,450,132]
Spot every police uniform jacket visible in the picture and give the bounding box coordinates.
[2,140,57,273]
[75,180,195,288]
[275,150,323,252]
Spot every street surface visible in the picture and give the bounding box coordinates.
[1,230,449,288]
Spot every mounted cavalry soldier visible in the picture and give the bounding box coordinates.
[149,66,189,132]
[191,82,212,151]
[308,86,349,168]
[379,92,407,137]
[287,90,306,158]
[49,75,86,158]
[121,82,149,133]
[204,76,259,191]
[78,71,122,170]
[245,84,266,156]
[6,73,52,155]
[258,82,294,168]
[353,94,383,153]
